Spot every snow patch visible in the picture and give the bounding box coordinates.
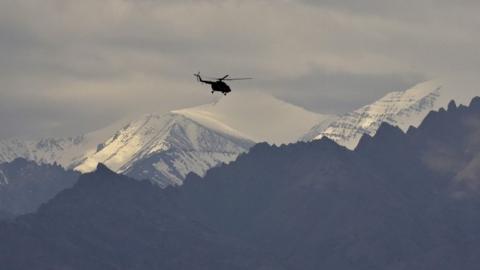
[0,169,8,185]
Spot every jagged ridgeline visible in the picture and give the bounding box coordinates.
[0,159,79,218]
[1,97,480,270]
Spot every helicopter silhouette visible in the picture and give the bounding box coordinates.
[194,72,251,95]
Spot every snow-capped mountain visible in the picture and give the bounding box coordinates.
[174,91,333,144]
[300,116,339,142]
[73,92,330,186]
[0,137,85,166]
[1,92,329,186]
[0,120,127,168]
[305,79,479,149]
[0,113,252,188]
[75,113,253,187]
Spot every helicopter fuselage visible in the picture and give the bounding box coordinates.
[210,81,231,95]
[199,79,231,95]
[195,73,248,95]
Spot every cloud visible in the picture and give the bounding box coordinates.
[0,0,479,138]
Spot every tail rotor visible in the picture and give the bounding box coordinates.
[194,72,201,81]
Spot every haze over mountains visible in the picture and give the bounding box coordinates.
[0,80,477,186]
[1,95,479,269]
[173,91,332,144]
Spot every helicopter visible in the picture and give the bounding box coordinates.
[194,72,251,95]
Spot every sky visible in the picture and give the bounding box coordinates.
[1,0,479,139]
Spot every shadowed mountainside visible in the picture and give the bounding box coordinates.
[0,158,79,217]
[1,97,480,269]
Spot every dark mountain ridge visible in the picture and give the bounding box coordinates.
[166,96,480,269]
[1,97,480,269]
[0,158,79,217]
[0,163,279,270]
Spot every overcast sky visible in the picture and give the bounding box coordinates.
[1,0,479,139]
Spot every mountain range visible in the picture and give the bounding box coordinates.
[305,79,479,149]
[1,96,479,269]
[0,92,328,186]
[0,80,477,186]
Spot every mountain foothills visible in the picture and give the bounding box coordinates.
[1,97,480,270]
[0,165,279,270]
[0,158,78,218]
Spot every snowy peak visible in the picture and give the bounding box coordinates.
[311,79,479,149]
[0,109,254,188]
[174,91,333,144]
[75,112,253,187]
[0,136,87,167]
[76,92,332,186]
[76,113,179,173]
[301,116,339,142]
[0,118,128,168]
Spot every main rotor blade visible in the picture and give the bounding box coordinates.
[224,77,252,81]
[203,75,252,80]
[205,76,229,80]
